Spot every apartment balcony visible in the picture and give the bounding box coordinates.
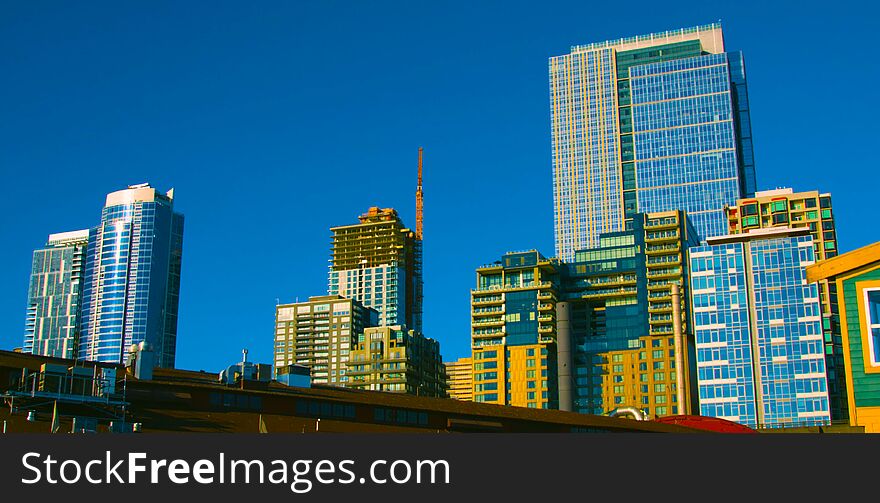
[646,268,682,280]
[581,287,638,299]
[645,231,679,244]
[645,243,680,255]
[538,325,554,334]
[649,315,672,325]
[472,319,504,328]
[538,303,554,311]
[473,328,505,338]
[472,295,504,306]
[648,292,672,302]
[650,326,674,335]
[647,255,682,266]
[471,281,553,294]
[648,303,673,314]
[537,291,557,301]
[472,307,504,317]
[537,314,554,323]
[647,282,673,292]
[644,218,679,230]
[539,336,555,344]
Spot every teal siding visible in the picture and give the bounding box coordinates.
[843,267,880,408]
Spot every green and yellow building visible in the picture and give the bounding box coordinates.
[807,242,880,432]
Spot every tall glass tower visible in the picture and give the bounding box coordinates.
[689,228,830,428]
[550,23,756,261]
[22,230,91,359]
[79,183,184,368]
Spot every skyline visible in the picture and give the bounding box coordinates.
[2,1,877,372]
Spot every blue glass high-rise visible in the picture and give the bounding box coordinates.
[689,228,830,428]
[550,23,756,261]
[22,230,91,359]
[79,184,184,368]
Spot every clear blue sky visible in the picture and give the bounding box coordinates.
[1,0,875,371]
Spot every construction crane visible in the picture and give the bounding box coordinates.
[416,147,424,241]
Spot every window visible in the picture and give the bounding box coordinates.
[865,289,880,366]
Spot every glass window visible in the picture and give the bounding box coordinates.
[865,289,880,366]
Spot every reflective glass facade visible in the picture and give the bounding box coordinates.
[79,185,184,368]
[632,53,747,240]
[561,211,699,416]
[22,230,91,359]
[550,23,755,261]
[689,231,830,428]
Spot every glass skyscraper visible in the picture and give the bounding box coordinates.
[550,23,756,261]
[79,183,184,368]
[689,228,830,428]
[22,230,91,359]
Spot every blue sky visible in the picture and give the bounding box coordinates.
[1,0,875,371]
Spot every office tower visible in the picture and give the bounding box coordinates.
[471,251,560,409]
[79,183,184,368]
[328,207,422,332]
[347,325,445,397]
[689,228,830,428]
[22,230,91,359]
[274,295,378,386]
[550,23,756,261]
[725,188,846,420]
[561,211,699,416]
[444,357,473,401]
[807,241,880,432]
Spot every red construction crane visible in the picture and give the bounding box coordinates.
[416,147,424,241]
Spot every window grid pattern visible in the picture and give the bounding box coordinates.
[550,47,623,261]
[689,236,831,429]
[632,53,742,241]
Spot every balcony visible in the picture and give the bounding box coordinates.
[472,307,504,317]
[647,268,681,280]
[645,230,679,244]
[648,303,673,313]
[538,325,554,334]
[471,281,553,294]
[644,218,678,230]
[582,287,638,299]
[537,314,554,323]
[586,275,637,288]
[645,243,680,255]
[537,291,557,301]
[472,295,504,306]
[538,303,554,311]
[472,319,504,328]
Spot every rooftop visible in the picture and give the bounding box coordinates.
[568,22,724,55]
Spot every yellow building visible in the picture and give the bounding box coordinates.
[347,325,445,397]
[471,251,559,409]
[444,357,473,401]
[807,242,880,432]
